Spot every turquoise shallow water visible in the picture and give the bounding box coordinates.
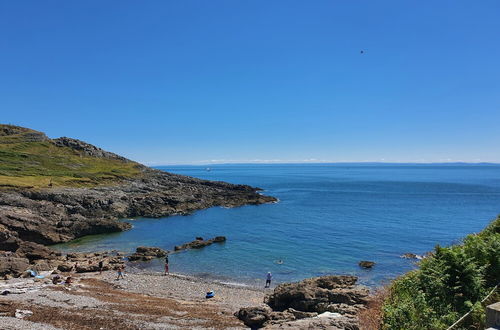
[55,164,500,287]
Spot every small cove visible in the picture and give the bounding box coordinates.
[54,163,500,287]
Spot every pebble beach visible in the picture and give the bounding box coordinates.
[0,269,268,329]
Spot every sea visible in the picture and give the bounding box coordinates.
[54,163,500,287]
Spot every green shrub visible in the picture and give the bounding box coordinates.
[381,216,500,329]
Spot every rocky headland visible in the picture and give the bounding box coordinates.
[0,124,276,278]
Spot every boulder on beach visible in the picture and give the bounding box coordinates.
[235,306,272,328]
[0,256,30,277]
[237,275,368,328]
[265,275,368,313]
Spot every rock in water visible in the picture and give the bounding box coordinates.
[358,261,375,269]
[174,236,226,251]
[401,253,424,260]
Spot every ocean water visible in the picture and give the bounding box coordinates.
[55,164,500,287]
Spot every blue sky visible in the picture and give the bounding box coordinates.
[1,1,499,164]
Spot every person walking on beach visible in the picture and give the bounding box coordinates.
[265,272,272,288]
[164,254,169,275]
[98,260,104,274]
[116,265,125,280]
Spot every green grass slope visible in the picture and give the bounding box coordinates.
[0,124,142,188]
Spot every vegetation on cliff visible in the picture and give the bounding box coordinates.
[0,124,142,188]
[382,216,500,329]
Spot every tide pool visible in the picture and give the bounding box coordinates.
[55,164,500,287]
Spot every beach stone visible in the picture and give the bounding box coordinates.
[235,306,272,328]
[57,263,74,272]
[358,261,375,269]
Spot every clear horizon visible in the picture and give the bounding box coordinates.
[149,160,500,166]
[1,1,499,164]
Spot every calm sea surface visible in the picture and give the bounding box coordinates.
[55,164,500,287]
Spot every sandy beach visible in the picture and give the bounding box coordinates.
[0,269,269,329]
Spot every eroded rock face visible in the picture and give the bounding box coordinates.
[128,246,167,261]
[237,275,369,329]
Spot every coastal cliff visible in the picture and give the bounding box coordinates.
[0,124,276,275]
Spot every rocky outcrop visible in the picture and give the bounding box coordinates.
[53,137,130,161]
[174,236,226,251]
[68,252,125,273]
[0,247,125,278]
[0,125,276,278]
[128,247,167,261]
[0,125,49,143]
[236,275,369,329]
[0,172,273,247]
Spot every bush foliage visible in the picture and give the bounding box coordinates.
[382,216,500,329]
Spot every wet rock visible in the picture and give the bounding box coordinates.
[358,261,375,269]
[174,236,226,251]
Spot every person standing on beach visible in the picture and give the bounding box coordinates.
[116,265,124,280]
[164,255,169,275]
[98,260,104,274]
[265,272,272,288]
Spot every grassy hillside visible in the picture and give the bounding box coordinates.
[381,216,500,329]
[0,124,142,188]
